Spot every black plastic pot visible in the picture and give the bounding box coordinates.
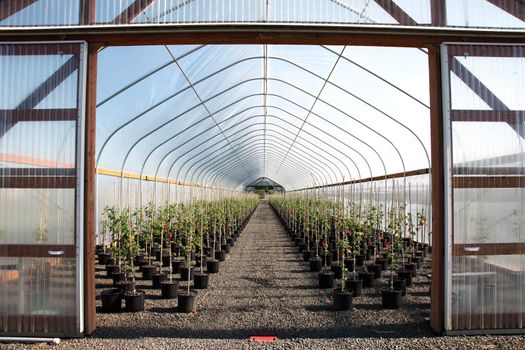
[101,288,122,313]
[124,290,145,312]
[404,263,417,277]
[150,247,159,260]
[160,280,178,299]
[397,270,413,287]
[321,252,333,266]
[344,259,354,271]
[115,280,135,294]
[106,264,118,278]
[298,242,306,252]
[295,238,303,246]
[318,271,335,289]
[141,265,156,280]
[359,271,376,288]
[331,263,343,279]
[221,243,231,254]
[226,238,234,248]
[180,266,195,281]
[345,278,363,297]
[152,272,167,289]
[177,291,198,313]
[112,272,126,284]
[330,250,339,262]
[368,264,382,279]
[162,255,171,267]
[206,259,220,273]
[172,259,184,274]
[393,278,407,296]
[215,250,225,262]
[382,288,402,309]
[333,288,353,311]
[355,254,365,266]
[309,257,322,272]
[97,252,112,265]
[105,258,115,266]
[194,272,209,289]
[155,250,162,261]
[375,258,388,270]
[411,256,421,269]
[303,250,313,262]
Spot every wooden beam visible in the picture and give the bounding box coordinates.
[453,243,525,256]
[372,0,418,26]
[0,108,78,122]
[453,176,525,188]
[431,0,447,26]
[0,152,74,168]
[0,245,76,258]
[0,176,76,188]
[84,42,99,336]
[451,109,525,123]
[80,0,96,25]
[112,0,156,24]
[454,167,525,175]
[486,0,525,22]
[0,168,76,176]
[1,25,525,48]
[0,0,38,22]
[429,45,445,335]
[448,44,525,58]
[0,43,80,56]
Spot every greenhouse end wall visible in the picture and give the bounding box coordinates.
[0,42,87,336]
[442,43,525,333]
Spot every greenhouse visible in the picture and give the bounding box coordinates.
[0,1,524,348]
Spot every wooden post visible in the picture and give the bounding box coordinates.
[428,44,445,334]
[84,42,99,335]
[431,0,446,27]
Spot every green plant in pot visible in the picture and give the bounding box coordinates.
[333,235,353,310]
[382,205,404,309]
[177,202,198,313]
[194,204,209,290]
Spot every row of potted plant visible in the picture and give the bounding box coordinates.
[96,192,259,313]
[269,185,430,311]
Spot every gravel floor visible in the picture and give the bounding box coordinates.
[4,202,524,350]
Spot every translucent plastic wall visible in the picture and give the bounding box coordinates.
[0,42,85,335]
[0,0,524,30]
[443,43,525,332]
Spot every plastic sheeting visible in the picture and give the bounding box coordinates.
[95,44,431,191]
[0,0,524,30]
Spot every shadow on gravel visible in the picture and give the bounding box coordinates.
[91,322,434,340]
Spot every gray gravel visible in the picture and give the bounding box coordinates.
[4,202,524,350]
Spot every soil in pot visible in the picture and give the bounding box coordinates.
[393,278,407,296]
[331,262,343,279]
[152,272,167,289]
[303,250,313,262]
[206,259,220,274]
[180,266,195,281]
[160,280,178,299]
[397,270,413,287]
[215,250,226,262]
[368,264,382,279]
[124,290,145,312]
[345,278,363,297]
[333,288,353,311]
[309,257,322,272]
[359,271,376,288]
[177,290,198,313]
[318,270,335,289]
[194,272,209,289]
[404,263,417,277]
[382,288,402,309]
[141,265,156,280]
[101,288,122,313]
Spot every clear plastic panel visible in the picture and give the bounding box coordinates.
[0,0,80,26]
[446,0,525,29]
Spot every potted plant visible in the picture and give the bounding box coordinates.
[177,202,198,313]
[194,204,209,289]
[334,237,352,310]
[382,205,403,309]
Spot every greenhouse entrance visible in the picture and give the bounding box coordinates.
[1,13,525,344]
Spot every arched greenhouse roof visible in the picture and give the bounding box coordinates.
[95,44,432,191]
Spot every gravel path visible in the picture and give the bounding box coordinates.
[4,202,524,349]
